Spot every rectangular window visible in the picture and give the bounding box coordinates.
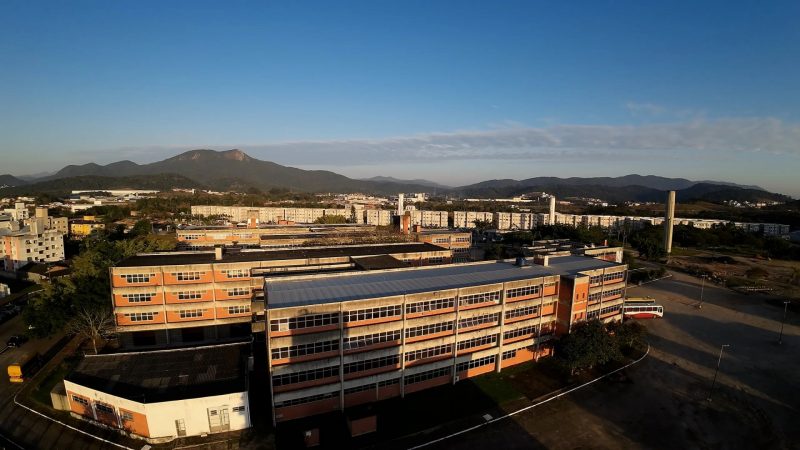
[174,271,203,281]
[457,334,498,351]
[71,395,89,406]
[588,292,602,303]
[343,305,402,323]
[458,313,499,330]
[95,403,114,414]
[272,365,339,387]
[506,285,540,298]
[404,367,451,385]
[589,275,602,285]
[269,312,340,332]
[404,344,452,362]
[227,305,251,315]
[504,325,539,340]
[120,411,134,421]
[274,391,339,408]
[343,355,400,374]
[603,271,625,282]
[458,291,500,307]
[602,288,624,299]
[123,274,153,283]
[178,291,204,300]
[343,330,401,350]
[427,256,445,264]
[456,355,496,372]
[125,312,155,322]
[271,339,340,359]
[232,406,246,413]
[587,304,623,320]
[225,269,248,278]
[377,378,400,387]
[121,293,155,303]
[502,349,517,360]
[226,287,250,297]
[405,297,455,315]
[505,305,539,320]
[178,309,204,319]
[405,321,454,338]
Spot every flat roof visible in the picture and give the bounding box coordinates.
[65,342,248,403]
[265,261,555,308]
[116,242,446,267]
[543,255,621,275]
[352,255,408,270]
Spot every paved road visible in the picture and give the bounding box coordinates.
[426,270,800,450]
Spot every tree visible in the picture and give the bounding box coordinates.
[557,320,622,375]
[314,215,347,224]
[65,305,115,354]
[608,320,647,352]
[472,219,494,233]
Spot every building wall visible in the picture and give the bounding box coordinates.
[64,380,250,439]
[1,228,65,271]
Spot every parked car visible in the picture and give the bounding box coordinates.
[6,335,28,348]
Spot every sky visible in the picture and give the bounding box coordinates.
[1,1,799,195]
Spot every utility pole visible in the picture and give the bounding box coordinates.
[696,275,706,309]
[707,344,730,402]
[778,300,790,345]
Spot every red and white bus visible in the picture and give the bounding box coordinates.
[623,297,664,319]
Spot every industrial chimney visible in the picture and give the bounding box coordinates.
[549,196,556,225]
[397,193,405,216]
[664,191,676,254]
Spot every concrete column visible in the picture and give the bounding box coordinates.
[664,190,676,253]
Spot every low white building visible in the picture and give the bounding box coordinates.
[63,342,251,441]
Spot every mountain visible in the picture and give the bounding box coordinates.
[39,149,436,195]
[361,176,450,190]
[1,174,203,196]
[0,174,28,188]
[457,175,764,194]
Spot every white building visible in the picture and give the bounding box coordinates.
[410,210,448,228]
[63,343,251,441]
[0,220,65,272]
[0,283,9,298]
[453,211,494,228]
[365,209,393,226]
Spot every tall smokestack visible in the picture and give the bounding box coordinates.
[397,193,405,216]
[549,196,556,225]
[664,191,675,254]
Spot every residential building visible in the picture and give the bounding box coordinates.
[365,209,392,226]
[64,342,251,440]
[70,216,106,239]
[453,211,493,228]
[410,210,448,228]
[0,220,65,272]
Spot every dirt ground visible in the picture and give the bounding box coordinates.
[422,271,800,450]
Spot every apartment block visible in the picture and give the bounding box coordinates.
[453,211,494,228]
[109,243,453,348]
[177,225,380,250]
[263,254,626,423]
[1,220,65,272]
[365,210,392,226]
[410,210,448,228]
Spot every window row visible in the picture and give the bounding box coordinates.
[587,304,623,320]
[225,269,249,278]
[228,305,250,314]
[274,391,339,408]
[603,288,624,298]
[405,298,455,314]
[458,313,499,329]
[125,312,155,322]
[343,355,400,375]
[123,274,154,283]
[343,305,401,323]
[504,325,539,340]
[122,293,155,303]
[178,309,204,319]
[457,334,498,351]
[270,313,340,332]
[406,321,454,339]
[505,305,539,320]
[589,275,602,285]
[343,330,401,350]
[588,292,602,303]
[506,285,540,298]
[178,291,204,300]
[458,291,500,307]
[272,365,339,387]
[603,271,625,282]
[404,366,451,385]
[405,344,453,362]
[173,271,204,281]
[456,355,496,372]
[272,339,339,360]
[227,287,250,297]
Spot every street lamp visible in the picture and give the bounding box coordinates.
[707,344,730,402]
[696,275,706,309]
[778,301,790,345]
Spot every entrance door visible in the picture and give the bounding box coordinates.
[207,406,230,433]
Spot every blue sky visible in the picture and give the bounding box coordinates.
[1,1,799,195]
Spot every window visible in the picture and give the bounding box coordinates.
[433,237,449,244]
[177,291,204,300]
[272,366,339,387]
[455,236,471,243]
[456,355,496,372]
[404,367,451,385]
[226,287,250,297]
[232,406,246,413]
[602,288,624,299]
[71,395,89,406]
[405,321,454,338]
[178,309,204,319]
[458,291,500,307]
[225,269,248,278]
[458,313,499,330]
[95,403,114,414]
[505,305,538,320]
[588,292,602,303]
[427,256,445,264]
[343,305,401,323]
[269,312,340,332]
[603,271,625,282]
[122,293,155,303]
[343,355,400,374]
[120,411,134,421]
[589,275,602,285]
[274,391,339,408]
[405,344,452,362]
[504,325,539,340]
[344,383,375,395]
[377,378,400,387]
[125,312,155,322]
[227,305,250,315]
[123,274,153,283]
[506,285,540,298]
[502,349,517,360]
[173,271,203,281]
[343,330,401,350]
[272,339,339,359]
[587,304,623,320]
[405,298,455,314]
[457,334,498,351]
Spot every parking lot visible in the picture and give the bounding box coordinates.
[426,270,799,450]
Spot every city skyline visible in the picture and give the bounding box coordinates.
[2,1,799,195]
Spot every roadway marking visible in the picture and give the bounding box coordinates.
[0,346,9,356]
[408,345,651,450]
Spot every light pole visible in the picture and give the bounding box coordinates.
[707,344,730,402]
[696,275,706,309]
[778,301,790,345]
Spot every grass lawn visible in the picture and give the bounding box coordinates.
[29,355,80,407]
